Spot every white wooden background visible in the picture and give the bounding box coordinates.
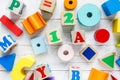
[0,0,120,80]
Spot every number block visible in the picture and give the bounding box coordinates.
[30,36,47,55]
[80,45,98,62]
[8,0,26,16]
[88,68,109,80]
[0,15,23,37]
[62,11,76,26]
[102,0,120,16]
[46,29,62,45]
[22,12,46,35]
[69,66,80,80]
[64,0,77,10]
[116,58,120,67]
[35,64,51,79]
[71,30,85,45]
[0,35,16,53]
[40,0,56,13]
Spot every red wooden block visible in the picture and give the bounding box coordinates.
[0,15,23,37]
[94,29,110,43]
[111,75,117,80]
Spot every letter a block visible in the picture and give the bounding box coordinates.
[35,64,51,79]
[30,36,47,55]
[22,12,46,35]
[8,0,26,16]
[69,66,80,80]
[0,35,16,53]
[102,0,120,16]
[40,0,56,13]
[71,30,85,45]
[46,29,62,45]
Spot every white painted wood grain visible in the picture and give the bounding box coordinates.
[0,0,120,80]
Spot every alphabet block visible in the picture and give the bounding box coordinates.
[35,64,51,79]
[0,15,23,37]
[80,45,98,62]
[22,12,46,35]
[99,52,116,70]
[71,30,85,45]
[62,11,76,26]
[116,58,120,67]
[0,35,16,53]
[64,0,77,10]
[0,53,16,71]
[30,36,47,55]
[11,56,35,80]
[69,66,80,80]
[112,19,120,33]
[8,0,26,16]
[46,29,62,45]
[40,0,56,13]
[102,0,120,16]
[88,68,109,80]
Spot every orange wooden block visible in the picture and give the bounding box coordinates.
[88,68,109,80]
[22,12,46,34]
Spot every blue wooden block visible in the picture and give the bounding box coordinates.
[31,36,47,55]
[102,0,120,16]
[0,53,16,71]
[116,58,120,67]
[0,35,16,53]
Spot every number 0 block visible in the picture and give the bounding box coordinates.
[46,29,62,45]
[62,11,76,26]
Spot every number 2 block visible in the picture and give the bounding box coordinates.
[46,29,62,45]
[62,11,76,26]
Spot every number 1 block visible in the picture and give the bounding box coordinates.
[8,0,26,16]
[46,29,62,45]
[62,11,76,26]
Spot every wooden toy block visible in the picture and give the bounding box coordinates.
[8,0,26,16]
[69,66,80,80]
[0,35,16,53]
[99,52,116,70]
[64,0,77,10]
[11,56,35,80]
[88,68,109,80]
[22,12,46,35]
[116,58,120,67]
[30,36,47,55]
[0,15,23,37]
[77,4,101,27]
[62,11,76,26]
[112,19,120,33]
[40,0,56,13]
[94,29,110,43]
[35,64,51,79]
[0,53,16,71]
[46,29,62,45]
[102,0,120,16]
[111,75,118,80]
[71,30,85,45]
[80,45,98,62]
[57,44,74,62]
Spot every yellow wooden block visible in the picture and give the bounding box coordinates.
[88,68,109,80]
[64,0,77,10]
[22,12,46,34]
[11,56,35,80]
[112,19,120,33]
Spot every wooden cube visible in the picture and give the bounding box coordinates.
[71,30,85,45]
[80,45,98,62]
[30,36,47,55]
[8,0,26,16]
[40,0,56,13]
[46,29,62,45]
[0,35,16,53]
[62,11,76,26]
[69,66,80,80]
[35,64,51,79]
